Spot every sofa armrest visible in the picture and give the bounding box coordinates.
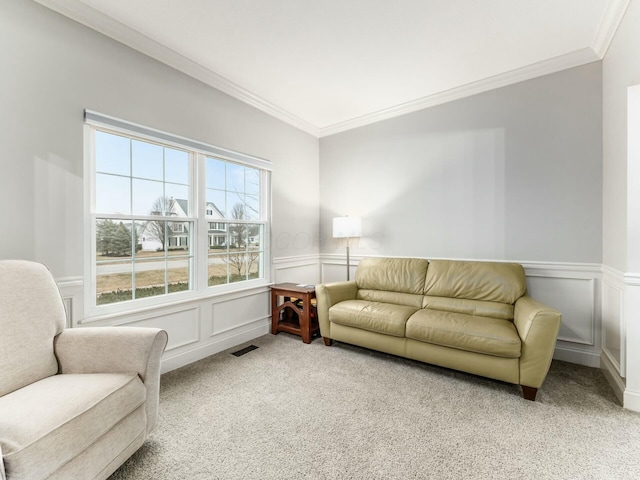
[514,296,561,389]
[54,327,168,433]
[316,281,358,338]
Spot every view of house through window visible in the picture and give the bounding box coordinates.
[206,156,263,286]
[88,117,269,309]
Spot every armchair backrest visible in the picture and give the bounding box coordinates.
[0,260,66,396]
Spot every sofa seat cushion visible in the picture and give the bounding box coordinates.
[329,300,419,337]
[405,310,521,358]
[0,373,146,480]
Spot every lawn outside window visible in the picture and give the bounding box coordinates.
[84,111,271,315]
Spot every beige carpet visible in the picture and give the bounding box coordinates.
[110,333,640,480]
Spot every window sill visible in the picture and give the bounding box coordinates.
[80,280,271,325]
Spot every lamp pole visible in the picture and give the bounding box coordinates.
[333,216,361,281]
[346,236,351,281]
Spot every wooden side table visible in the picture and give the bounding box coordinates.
[270,283,318,344]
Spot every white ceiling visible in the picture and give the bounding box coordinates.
[36,0,629,137]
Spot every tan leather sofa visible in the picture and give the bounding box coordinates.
[316,257,561,400]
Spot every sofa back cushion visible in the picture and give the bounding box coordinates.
[424,260,526,305]
[356,257,429,295]
[0,260,66,397]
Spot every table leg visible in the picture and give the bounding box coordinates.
[271,290,279,335]
[300,293,312,344]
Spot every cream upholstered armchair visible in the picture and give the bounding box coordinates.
[0,260,168,480]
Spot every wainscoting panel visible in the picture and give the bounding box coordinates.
[211,290,270,335]
[517,264,601,367]
[525,276,595,345]
[601,267,625,377]
[320,257,356,284]
[117,306,200,352]
[56,273,273,373]
[54,256,603,372]
[272,255,320,285]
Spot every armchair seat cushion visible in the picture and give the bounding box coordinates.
[329,300,419,337]
[406,310,522,358]
[0,373,145,480]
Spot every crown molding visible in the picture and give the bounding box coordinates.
[33,0,624,139]
[591,0,632,58]
[318,47,600,137]
[32,0,321,137]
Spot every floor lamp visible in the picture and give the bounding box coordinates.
[333,216,362,281]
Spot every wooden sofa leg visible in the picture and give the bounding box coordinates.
[323,337,333,346]
[522,386,538,401]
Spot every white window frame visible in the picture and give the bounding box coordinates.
[83,111,272,318]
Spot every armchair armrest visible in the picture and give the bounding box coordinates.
[514,296,561,389]
[316,281,358,339]
[54,327,168,433]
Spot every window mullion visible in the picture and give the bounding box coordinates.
[196,152,208,292]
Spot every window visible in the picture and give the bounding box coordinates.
[206,157,264,286]
[85,111,271,311]
[208,222,226,231]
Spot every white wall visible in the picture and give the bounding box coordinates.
[318,62,604,368]
[601,0,640,410]
[0,0,319,369]
[2,0,632,399]
[602,0,640,273]
[0,0,319,275]
[319,62,603,264]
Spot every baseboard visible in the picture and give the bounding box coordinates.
[623,389,640,412]
[600,350,625,405]
[160,318,270,373]
[553,345,601,368]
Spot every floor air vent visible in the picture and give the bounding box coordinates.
[231,345,259,357]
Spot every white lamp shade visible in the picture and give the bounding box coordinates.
[333,216,362,238]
